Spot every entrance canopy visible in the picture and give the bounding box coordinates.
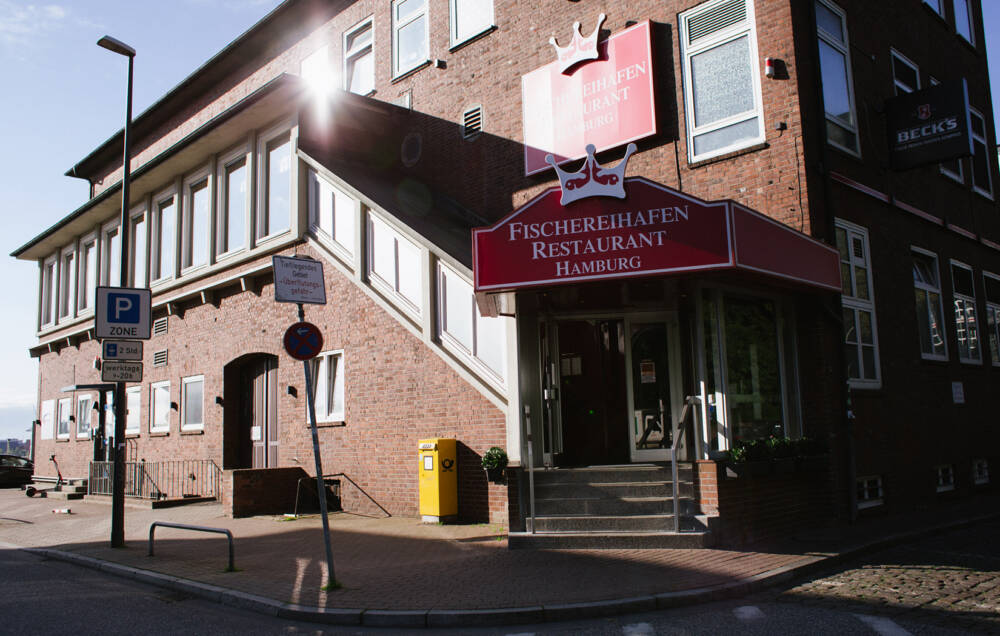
[473,177,840,292]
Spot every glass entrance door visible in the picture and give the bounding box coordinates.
[626,316,683,462]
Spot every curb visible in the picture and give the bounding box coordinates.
[17,510,1000,629]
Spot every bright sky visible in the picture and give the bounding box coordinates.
[1,2,1000,440]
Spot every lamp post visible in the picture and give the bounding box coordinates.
[97,34,135,549]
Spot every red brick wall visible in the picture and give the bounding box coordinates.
[225,466,310,517]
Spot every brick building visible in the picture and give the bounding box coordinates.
[12,0,998,546]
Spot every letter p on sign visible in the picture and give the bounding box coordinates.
[109,293,138,322]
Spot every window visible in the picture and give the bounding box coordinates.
[40,400,54,440]
[150,381,170,433]
[126,386,141,435]
[890,49,918,95]
[836,221,879,387]
[935,464,955,492]
[183,176,210,270]
[310,351,345,423]
[181,376,204,431]
[308,170,355,256]
[680,0,764,162]
[951,261,981,363]
[57,397,71,439]
[970,109,992,198]
[40,255,57,327]
[856,475,883,510]
[101,223,121,287]
[954,0,973,44]
[913,249,948,360]
[923,0,943,17]
[392,0,428,77]
[368,215,422,312]
[218,154,247,257]
[58,248,75,321]
[984,273,1000,366]
[344,18,374,95]
[76,395,93,439]
[78,236,97,312]
[815,0,859,155]
[258,131,292,240]
[437,263,506,381]
[973,459,990,485]
[129,207,147,286]
[301,45,333,96]
[931,77,964,181]
[152,194,176,282]
[450,0,493,47]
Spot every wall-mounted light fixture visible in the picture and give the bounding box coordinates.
[215,396,224,406]
[286,386,298,398]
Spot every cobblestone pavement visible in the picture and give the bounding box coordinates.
[754,520,1000,634]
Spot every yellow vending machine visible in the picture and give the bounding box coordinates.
[418,438,457,522]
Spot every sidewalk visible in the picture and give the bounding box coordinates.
[1,488,997,628]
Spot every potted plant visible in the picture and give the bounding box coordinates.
[482,447,508,483]
[768,436,796,474]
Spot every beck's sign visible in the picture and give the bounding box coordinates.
[886,79,973,170]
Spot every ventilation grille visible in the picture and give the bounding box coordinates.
[152,350,168,367]
[153,317,168,336]
[462,105,483,139]
[687,0,747,45]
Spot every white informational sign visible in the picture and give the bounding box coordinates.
[952,381,965,404]
[40,399,54,440]
[95,287,152,339]
[101,361,143,383]
[102,340,143,361]
[273,255,327,305]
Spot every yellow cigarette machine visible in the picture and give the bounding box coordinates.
[418,438,457,522]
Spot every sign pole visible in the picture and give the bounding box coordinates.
[298,301,337,588]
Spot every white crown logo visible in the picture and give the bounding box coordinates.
[545,143,637,206]
[548,13,606,74]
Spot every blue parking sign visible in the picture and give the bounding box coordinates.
[95,287,152,340]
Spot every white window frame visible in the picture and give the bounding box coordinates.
[100,219,122,287]
[856,475,883,510]
[950,260,981,364]
[308,169,356,261]
[56,397,71,439]
[39,399,54,441]
[930,77,965,182]
[890,48,919,96]
[76,394,93,439]
[181,375,205,432]
[309,350,345,423]
[972,458,990,485]
[58,245,76,322]
[912,247,949,361]
[149,380,171,434]
[923,0,943,17]
[450,0,493,48]
[255,122,295,243]
[40,254,57,328]
[367,213,423,316]
[216,144,251,260]
[679,0,765,163]
[969,108,993,199]
[392,0,429,78]
[836,220,880,388]
[77,232,98,313]
[128,203,148,287]
[436,262,507,385]
[181,167,213,273]
[935,464,955,492]
[815,0,860,157]
[125,386,142,435]
[954,0,974,44]
[344,16,375,95]
[984,271,1000,367]
[151,188,178,284]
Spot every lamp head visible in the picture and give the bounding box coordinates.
[97,35,135,58]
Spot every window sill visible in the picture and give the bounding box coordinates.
[180,428,204,435]
[125,432,140,439]
[55,437,69,443]
[919,355,950,364]
[149,431,170,437]
[856,499,883,510]
[392,60,431,84]
[688,142,769,170]
[449,25,497,53]
[973,187,994,201]
[313,420,346,428]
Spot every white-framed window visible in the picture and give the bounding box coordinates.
[954,0,974,44]
[344,17,374,95]
[181,375,204,431]
[78,234,97,312]
[984,272,1000,366]
[308,169,355,257]
[182,170,211,271]
[257,126,292,241]
[890,49,919,95]
[437,263,507,382]
[368,214,422,314]
[815,0,859,155]
[151,191,177,283]
[856,475,883,509]
[913,248,948,360]
[125,386,141,435]
[149,380,171,434]
[970,108,993,198]
[76,395,93,439]
[309,350,345,423]
[58,246,76,321]
[57,397,71,439]
[679,0,764,162]
[129,205,147,287]
[101,221,121,287]
[931,77,965,181]
[39,399,54,441]
[301,45,333,97]
[392,0,428,77]
[40,255,57,327]
[450,0,493,47]
[935,464,955,492]
[972,459,990,485]
[835,220,880,387]
[923,0,943,17]
[217,147,249,258]
[951,261,981,364]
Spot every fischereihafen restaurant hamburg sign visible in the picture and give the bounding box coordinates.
[886,79,973,170]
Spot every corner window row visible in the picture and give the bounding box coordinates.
[923,0,975,45]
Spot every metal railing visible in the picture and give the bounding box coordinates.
[671,396,701,533]
[148,521,235,571]
[89,459,222,500]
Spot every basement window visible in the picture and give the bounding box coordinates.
[856,475,883,509]
[935,464,955,492]
[972,459,989,485]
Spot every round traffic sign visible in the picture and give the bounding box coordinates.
[283,322,324,361]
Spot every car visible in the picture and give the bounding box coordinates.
[0,455,33,487]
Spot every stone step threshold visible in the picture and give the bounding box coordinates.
[509,530,713,549]
[83,494,216,509]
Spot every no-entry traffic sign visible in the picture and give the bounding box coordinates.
[283,322,324,361]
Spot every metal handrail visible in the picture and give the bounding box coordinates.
[89,459,221,500]
[148,521,235,571]
[671,396,701,533]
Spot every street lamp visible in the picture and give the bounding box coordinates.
[97,34,135,549]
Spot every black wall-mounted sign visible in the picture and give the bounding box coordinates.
[886,79,973,170]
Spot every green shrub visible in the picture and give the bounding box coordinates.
[482,447,508,471]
